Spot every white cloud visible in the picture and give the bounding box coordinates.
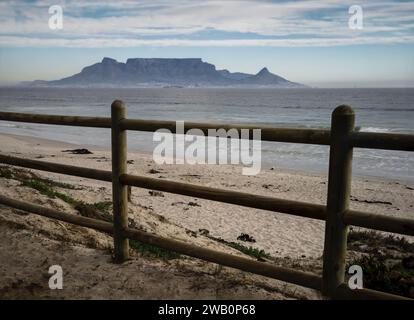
[0,0,413,47]
[2,35,413,48]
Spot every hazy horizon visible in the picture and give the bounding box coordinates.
[1,55,414,89]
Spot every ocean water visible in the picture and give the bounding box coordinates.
[0,87,413,181]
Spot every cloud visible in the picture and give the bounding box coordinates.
[0,0,413,47]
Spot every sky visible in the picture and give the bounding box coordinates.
[0,0,413,87]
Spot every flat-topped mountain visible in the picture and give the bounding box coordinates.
[28,57,306,88]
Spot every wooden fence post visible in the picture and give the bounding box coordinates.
[322,105,355,297]
[111,100,129,262]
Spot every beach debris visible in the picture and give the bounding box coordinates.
[171,201,185,206]
[128,218,137,228]
[127,160,134,164]
[262,183,290,192]
[350,196,392,205]
[186,230,197,238]
[237,233,256,243]
[222,183,236,187]
[198,228,210,236]
[127,186,132,202]
[179,174,202,179]
[153,214,167,223]
[172,201,201,208]
[270,167,275,170]
[62,148,93,155]
[140,204,154,211]
[148,169,162,174]
[188,201,201,207]
[149,190,164,197]
[88,156,107,160]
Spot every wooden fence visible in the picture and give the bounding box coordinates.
[0,100,413,300]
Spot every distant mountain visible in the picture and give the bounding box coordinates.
[217,69,251,81]
[241,67,294,86]
[26,58,306,88]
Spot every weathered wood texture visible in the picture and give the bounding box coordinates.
[1,111,413,150]
[120,174,326,220]
[344,209,414,236]
[322,105,354,296]
[121,118,331,145]
[111,100,129,262]
[350,131,414,151]
[335,284,411,300]
[0,154,112,182]
[0,111,111,128]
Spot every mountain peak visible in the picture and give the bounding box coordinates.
[102,57,117,64]
[257,67,270,75]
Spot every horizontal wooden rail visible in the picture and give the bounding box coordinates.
[120,173,327,220]
[344,209,414,236]
[335,284,411,300]
[1,154,413,236]
[0,194,113,234]
[120,118,331,145]
[0,111,111,128]
[350,132,414,152]
[0,194,322,291]
[0,111,330,144]
[1,111,414,151]
[120,173,414,236]
[0,154,112,182]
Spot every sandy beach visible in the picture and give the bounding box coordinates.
[0,132,413,299]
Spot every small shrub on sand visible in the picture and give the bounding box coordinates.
[348,229,414,253]
[0,165,113,223]
[227,242,270,260]
[21,179,77,205]
[129,239,181,260]
[92,201,112,213]
[347,254,414,298]
[205,234,271,260]
[74,202,113,222]
[347,229,414,298]
[0,166,13,179]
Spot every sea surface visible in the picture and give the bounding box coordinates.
[0,87,413,181]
